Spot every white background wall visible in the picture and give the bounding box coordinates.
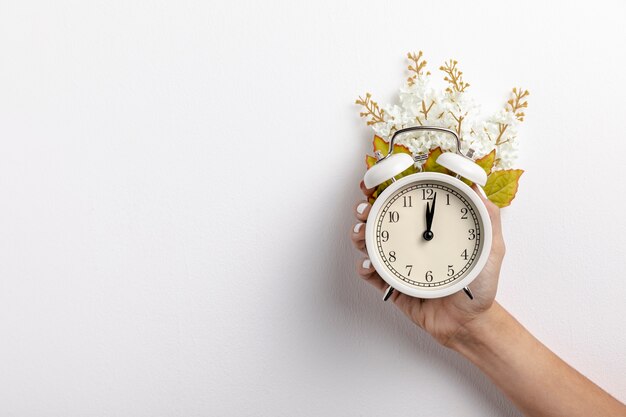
[1,1,625,416]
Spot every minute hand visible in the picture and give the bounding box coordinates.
[423,192,436,241]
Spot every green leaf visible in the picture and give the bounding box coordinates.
[483,169,524,208]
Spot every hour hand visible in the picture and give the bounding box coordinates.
[423,192,436,241]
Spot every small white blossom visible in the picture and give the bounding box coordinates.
[367,75,523,170]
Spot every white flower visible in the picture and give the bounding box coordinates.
[367,78,523,169]
[490,108,518,126]
[495,140,518,169]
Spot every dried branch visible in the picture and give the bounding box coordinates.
[355,93,386,126]
[439,59,470,93]
[421,100,435,119]
[407,51,429,86]
[507,87,530,121]
[494,88,529,146]
[450,111,467,138]
[495,123,509,146]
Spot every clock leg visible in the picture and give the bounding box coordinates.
[383,286,395,301]
[384,287,474,301]
[463,286,474,300]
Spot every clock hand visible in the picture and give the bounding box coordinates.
[423,192,436,241]
[423,200,432,240]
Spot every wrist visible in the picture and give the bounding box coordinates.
[447,302,508,354]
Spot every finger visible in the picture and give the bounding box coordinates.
[359,180,376,198]
[351,222,366,252]
[356,258,387,291]
[354,201,371,222]
[472,185,502,232]
[471,184,505,255]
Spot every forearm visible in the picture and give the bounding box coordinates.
[449,302,626,417]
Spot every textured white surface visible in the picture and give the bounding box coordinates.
[1,1,625,416]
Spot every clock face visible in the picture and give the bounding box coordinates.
[373,179,484,290]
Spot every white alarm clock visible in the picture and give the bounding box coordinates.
[364,126,492,301]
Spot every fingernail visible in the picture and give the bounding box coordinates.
[362,259,371,269]
[357,203,368,214]
[353,223,364,233]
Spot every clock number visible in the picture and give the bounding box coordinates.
[405,265,413,276]
[421,188,434,200]
[381,230,389,242]
[388,211,400,223]
[468,229,476,240]
[446,194,451,205]
[425,270,433,282]
[461,207,468,219]
[403,196,412,207]
[461,249,468,260]
[389,251,396,262]
[447,265,454,277]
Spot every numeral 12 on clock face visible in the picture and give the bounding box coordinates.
[374,181,483,288]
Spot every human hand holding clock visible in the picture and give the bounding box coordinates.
[350,180,626,417]
[351,180,506,347]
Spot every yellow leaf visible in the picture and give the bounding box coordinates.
[365,155,377,169]
[373,135,389,155]
[476,150,496,175]
[462,178,473,187]
[483,169,524,208]
[372,135,411,157]
[422,147,451,174]
[394,144,411,155]
[458,150,496,187]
